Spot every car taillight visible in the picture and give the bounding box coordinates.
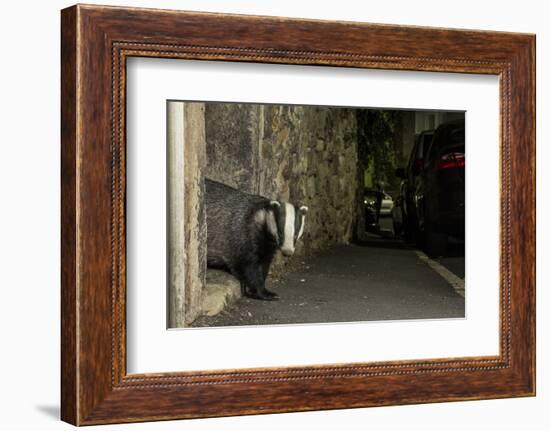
[437,152,465,170]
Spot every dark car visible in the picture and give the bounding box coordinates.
[394,129,434,242]
[419,119,465,255]
[364,188,384,233]
[396,120,465,256]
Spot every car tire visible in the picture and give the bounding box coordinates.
[404,218,416,244]
[392,219,401,239]
[423,223,448,257]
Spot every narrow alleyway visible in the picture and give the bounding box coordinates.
[192,236,465,327]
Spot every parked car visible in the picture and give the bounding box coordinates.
[379,192,394,216]
[394,129,434,242]
[396,120,465,256]
[419,119,465,255]
[391,194,404,238]
[364,188,384,233]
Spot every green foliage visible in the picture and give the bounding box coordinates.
[357,109,402,192]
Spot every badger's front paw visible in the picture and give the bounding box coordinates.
[247,288,279,301]
[260,288,279,301]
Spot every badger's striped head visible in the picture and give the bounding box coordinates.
[267,201,308,256]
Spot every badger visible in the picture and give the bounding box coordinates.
[205,178,308,301]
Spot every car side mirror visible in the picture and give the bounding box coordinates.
[395,167,406,179]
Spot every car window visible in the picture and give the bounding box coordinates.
[421,133,434,158]
[438,126,465,155]
[426,123,464,163]
[415,137,424,160]
[408,136,420,170]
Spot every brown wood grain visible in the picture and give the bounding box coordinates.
[61,4,536,425]
[60,5,78,425]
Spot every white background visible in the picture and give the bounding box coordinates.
[0,0,547,430]
[127,59,499,373]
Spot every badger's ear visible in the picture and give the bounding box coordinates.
[270,200,281,209]
[299,205,309,214]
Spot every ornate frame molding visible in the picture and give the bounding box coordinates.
[61,5,535,425]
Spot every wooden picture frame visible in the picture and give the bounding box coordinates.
[61,4,535,425]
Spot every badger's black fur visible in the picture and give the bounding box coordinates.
[205,178,307,301]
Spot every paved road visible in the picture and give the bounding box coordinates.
[379,215,465,278]
[192,236,465,328]
[435,238,465,279]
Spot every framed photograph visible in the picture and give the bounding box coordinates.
[61,4,535,425]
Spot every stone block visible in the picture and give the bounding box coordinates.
[201,270,241,317]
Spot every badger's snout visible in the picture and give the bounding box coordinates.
[280,247,295,257]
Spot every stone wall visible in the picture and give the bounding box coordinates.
[205,103,261,194]
[205,103,359,271]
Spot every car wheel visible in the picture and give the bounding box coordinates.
[423,223,448,257]
[404,217,416,244]
[392,218,401,239]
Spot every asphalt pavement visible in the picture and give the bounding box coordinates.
[192,227,466,327]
